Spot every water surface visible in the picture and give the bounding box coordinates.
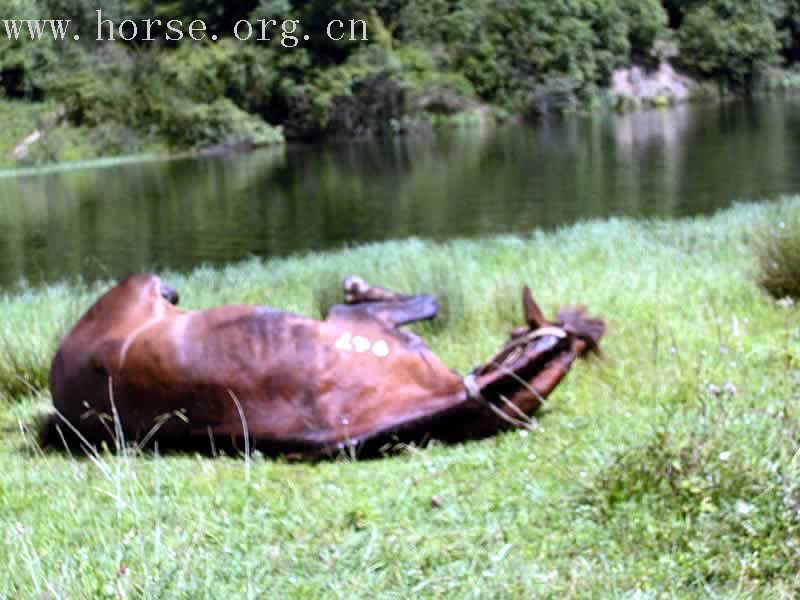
[2,96,800,288]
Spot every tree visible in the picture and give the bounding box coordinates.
[678,0,782,89]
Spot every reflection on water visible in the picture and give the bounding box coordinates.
[2,96,800,288]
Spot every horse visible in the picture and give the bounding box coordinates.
[42,273,605,458]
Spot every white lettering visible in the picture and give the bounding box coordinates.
[96,10,114,41]
[350,19,368,41]
[327,19,344,41]
[188,19,206,41]
[49,19,70,40]
[3,19,71,41]
[166,19,184,41]
[2,20,21,40]
[25,20,49,40]
[118,19,137,41]
[143,18,161,41]
[281,20,299,48]
[259,18,277,41]
[234,19,253,41]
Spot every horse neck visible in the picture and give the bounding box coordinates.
[463,337,585,435]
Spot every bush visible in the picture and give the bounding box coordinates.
[395,0,670,107]
[325,71,411,137]
[783,2,800,57]
[459,0,631,108]
[582,404,800,585]
[0,0,60,98]
[754,214,800,300]
[677,0,782,89]
[161,98,284,148]
[46,44,283,150]
[280,44,477,138]
[156,40,285,118]
[620,0,670,62]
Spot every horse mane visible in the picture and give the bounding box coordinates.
[557,306,606,354]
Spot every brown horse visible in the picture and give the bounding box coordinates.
[43,273,605,457]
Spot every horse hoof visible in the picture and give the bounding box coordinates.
[343,275,371,302]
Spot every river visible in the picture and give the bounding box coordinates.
[2,95,799,288]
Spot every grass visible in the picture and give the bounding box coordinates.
[761,68,800,92]
[2,197,800,597]
[754,207,800,301]
[0,100,170,172]
[0,100,47,167]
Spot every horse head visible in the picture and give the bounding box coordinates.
[464,286,605,426]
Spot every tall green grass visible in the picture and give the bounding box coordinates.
[1,198,800,596]
[0,100,46,168]
[754,207,800,301]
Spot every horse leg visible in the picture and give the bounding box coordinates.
[327,275,438,328]
[342,275,407,305]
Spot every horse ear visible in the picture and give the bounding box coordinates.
[522,286,548,329]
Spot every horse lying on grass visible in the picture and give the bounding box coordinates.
[41,274,605,458]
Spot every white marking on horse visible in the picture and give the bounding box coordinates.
[335,333,390,358]
[335,332,353,351]
[371,340,390,357]
[352,336,371,353]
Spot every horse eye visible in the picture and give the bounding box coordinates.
[160,284,180,305]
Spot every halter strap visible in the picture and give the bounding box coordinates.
[462,373,484,402]
[529,326,567,340]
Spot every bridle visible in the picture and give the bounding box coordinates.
[476,324,568,374]
[463,323,569,402]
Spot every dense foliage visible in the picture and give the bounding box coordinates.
[1,0,799,155]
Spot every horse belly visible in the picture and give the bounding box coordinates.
[175,312,329,440]
[315,339,462,442]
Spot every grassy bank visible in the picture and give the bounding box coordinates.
[0,100,46,167]
[0,100,173,170]
[2,198,800,596]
